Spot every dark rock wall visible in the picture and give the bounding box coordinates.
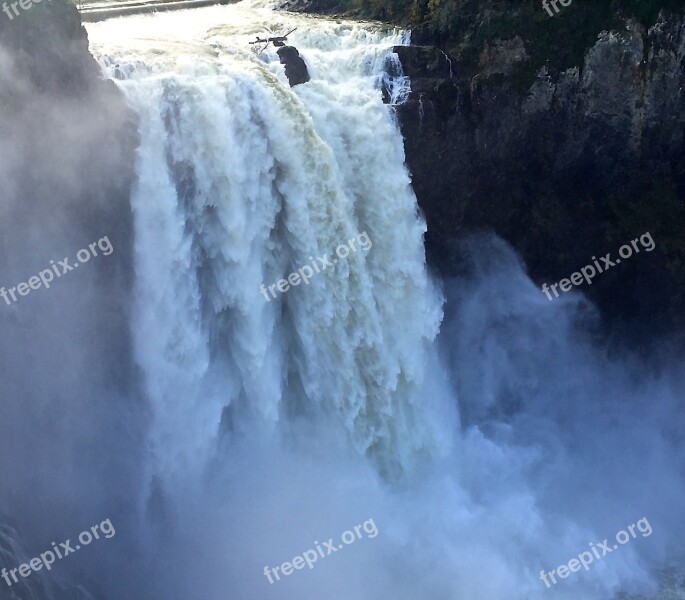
[394,12,685,342]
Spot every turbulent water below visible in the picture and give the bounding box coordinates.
[79,4,685,599]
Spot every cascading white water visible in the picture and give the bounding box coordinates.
[88,1,453,485]
[85,6,685,600]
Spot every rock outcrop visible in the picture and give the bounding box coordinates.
[277,45,311,86]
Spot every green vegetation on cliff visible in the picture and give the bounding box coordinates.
[318,0,684,78]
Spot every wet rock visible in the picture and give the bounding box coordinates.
[392,45,453,79]
[276,0,312,12]
[277,45,311,86]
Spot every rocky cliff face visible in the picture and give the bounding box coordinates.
[394,10,685,342]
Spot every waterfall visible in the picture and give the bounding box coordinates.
[88,2,454,485]
[83,5,684,600]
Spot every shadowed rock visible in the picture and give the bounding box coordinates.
[277,45,310,86]
[392,14,685,342]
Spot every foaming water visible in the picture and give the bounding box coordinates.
[83,6,685,600]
